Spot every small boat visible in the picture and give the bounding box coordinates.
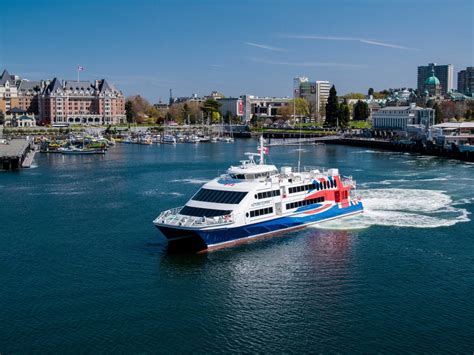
[162,134,177,144]
[58,146,105,155]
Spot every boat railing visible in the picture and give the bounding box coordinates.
[341,176,354,187]
[154,206,235,228]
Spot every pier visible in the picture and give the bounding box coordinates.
[267,136,340,146]
[326,137,474,162]
[0,138,36,170]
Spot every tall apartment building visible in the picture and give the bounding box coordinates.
[417,63,454,95]
[0,69,126,125]
[294,77,330,121]
[457,67,474,95]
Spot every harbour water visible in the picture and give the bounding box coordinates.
[1,141,473,353]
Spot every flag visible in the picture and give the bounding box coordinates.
[77,65,85,72]
[258,146,269,154]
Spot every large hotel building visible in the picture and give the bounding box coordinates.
[0,69,126,125]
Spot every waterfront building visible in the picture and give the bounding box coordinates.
[247,96,292,119]
[17,80,41,114]
[457,67,474,95]
[294,77,330,121]
[429,122,474,150]
[1,69,126,126]
[372,103,435,132]
[0,70,19,113]
[417,63,453,95]
[217,97,244,119]
[39,78,125,126]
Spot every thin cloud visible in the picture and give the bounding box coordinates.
[244,42,286,52]
[248,58,366,69]
[283,35,419,51]
[209,64,225,68]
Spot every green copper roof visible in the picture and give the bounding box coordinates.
[425,69,440,85]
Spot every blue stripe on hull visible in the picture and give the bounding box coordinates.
[196,202,363,247]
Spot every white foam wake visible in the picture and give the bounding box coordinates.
[316,188,470,230]
[171,178,209,185]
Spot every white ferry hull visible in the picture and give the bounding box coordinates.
[156,201,363,252]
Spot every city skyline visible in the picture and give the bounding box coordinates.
[1,0,472,102]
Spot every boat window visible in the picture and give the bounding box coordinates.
[180,206,232,217]
[286,196,325,210]
[236,174,245,179]
[334,180,337,188]
[249,206,274,218]
[256,190,280,199]
[289,183,318,194]
[192,188,248,204]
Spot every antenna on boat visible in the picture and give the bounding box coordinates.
[259,135,264,165]
[295,86,301,173]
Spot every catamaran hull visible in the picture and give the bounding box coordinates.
[156,202,363,252]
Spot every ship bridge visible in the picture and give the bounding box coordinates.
[227,152,278,180]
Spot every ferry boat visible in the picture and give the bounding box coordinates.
[153,137,363,252]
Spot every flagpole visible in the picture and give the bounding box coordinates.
[77,66,79,82]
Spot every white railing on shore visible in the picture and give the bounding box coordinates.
[154,206,235,228]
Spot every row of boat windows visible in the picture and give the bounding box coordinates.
[247,207,274,218]
[288,180,336,194]
[180,206,231,217]
[229,171,277,180]
[192,188,248,204]
[286,197,325,210]
[255,190,281,199]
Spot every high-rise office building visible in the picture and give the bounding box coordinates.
[457,67,474,95]
[293,77,330,121]
[417,63,454,95]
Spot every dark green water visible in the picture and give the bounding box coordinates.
[1,141,473,353]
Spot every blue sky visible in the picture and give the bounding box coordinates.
[1,0,472,102]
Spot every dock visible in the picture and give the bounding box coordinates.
[0,138,36,170]
[266,136,340,146]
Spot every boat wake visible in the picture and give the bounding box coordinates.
[171,178,209,185]
[316,188,470,230]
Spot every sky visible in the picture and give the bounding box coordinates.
[1,0,473,102]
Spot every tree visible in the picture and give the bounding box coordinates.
[353,100,370,121]
[368,88,374,96]
[201,98,221,123]
[343,92,365,100]
[465,109,472,121]
[338,101,350,128]
[433,103,443,124]
[278,98,309,124]
[319,102,326,122]
[125,100,135,123]
[307,99,317,121]
[224,110,232,124]
[182,103,191,124]
[325,85,339,127]
[125,95,153,123]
